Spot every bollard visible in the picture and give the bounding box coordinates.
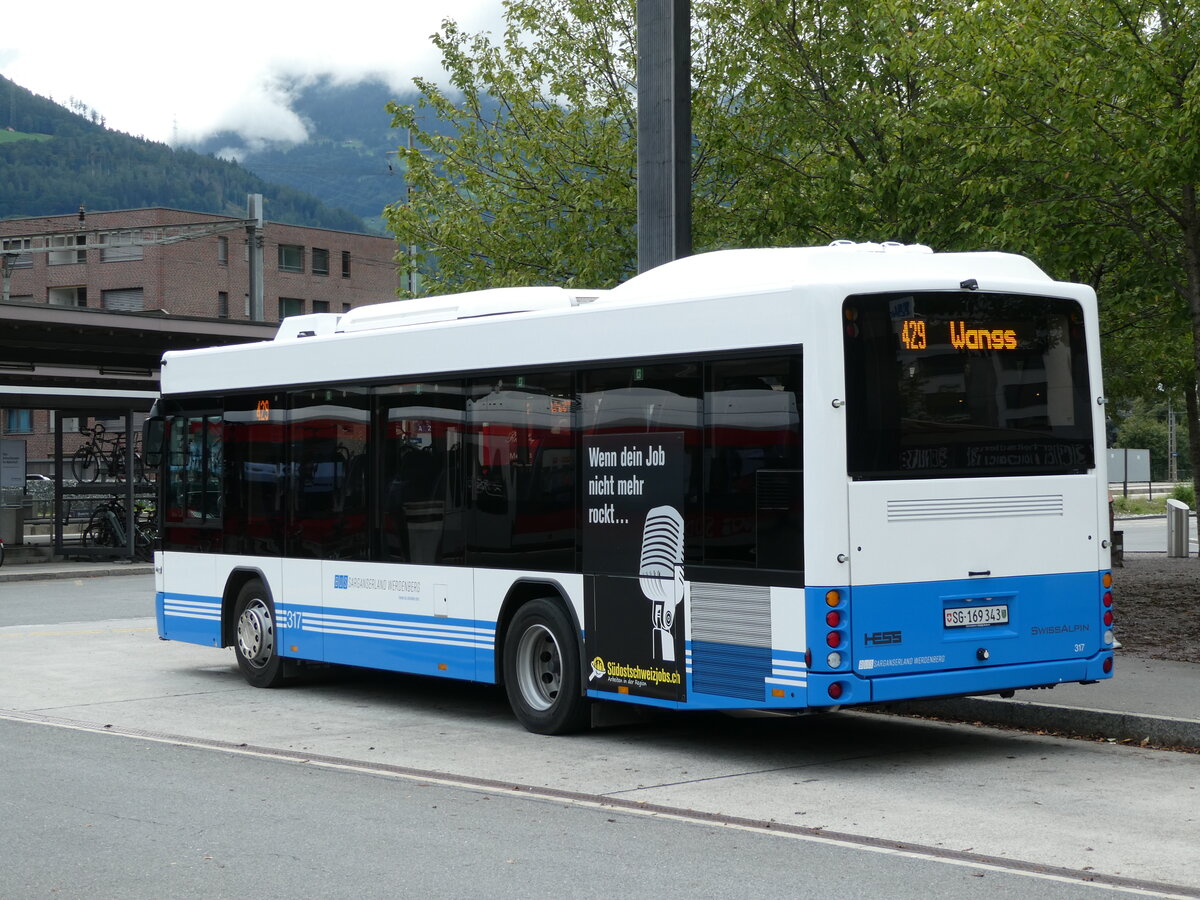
[1166,498,1190,557]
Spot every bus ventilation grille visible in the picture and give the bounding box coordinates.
[887,494,1064,522]
[690,582,772,701]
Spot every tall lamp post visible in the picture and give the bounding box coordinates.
[637,0,691,274]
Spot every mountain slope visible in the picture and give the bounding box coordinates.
[187,77,418,234]
[0,75,369,233]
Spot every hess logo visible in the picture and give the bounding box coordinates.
[864,630,903,646]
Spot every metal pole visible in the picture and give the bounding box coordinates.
[53,413,64,557]
[637,0,692,274]
[246,194,264,321]
[124,413,136,560]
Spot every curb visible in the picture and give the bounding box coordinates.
[873,696,1200,751]
[0,564,154,583]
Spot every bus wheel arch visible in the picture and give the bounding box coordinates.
[224,570,287,689]
[497,583,589,735]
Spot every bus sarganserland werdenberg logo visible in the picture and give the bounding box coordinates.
[333,574,349,589]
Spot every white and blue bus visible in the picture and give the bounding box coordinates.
[147,242,1115,734]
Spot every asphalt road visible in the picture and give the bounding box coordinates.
[1,576,1197,899]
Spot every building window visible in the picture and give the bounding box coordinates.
[2,238,32,268]
[278,244,304,273]
[218,292,229,318]
[312,300,329,314]
[99,231,143,262]
[279,297,304,320]
[4,409,33,434]
[49,234,86,265]
[343,303,352,313]
[48,286,87,307]
[341,250,351,278]
[101,287,145,311]
[312,248,329,276]
[218,236,229,265]
[49,413,80,434]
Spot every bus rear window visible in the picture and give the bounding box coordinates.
[843,291,1094,480]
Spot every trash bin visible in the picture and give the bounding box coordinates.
[0,505,24,546]
[1167,498,1190,558]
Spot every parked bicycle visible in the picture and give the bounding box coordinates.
[72,423,145,483]
[81,496,157,561]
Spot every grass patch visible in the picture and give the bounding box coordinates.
[0,130,53,144]
[1112,495,1167,516]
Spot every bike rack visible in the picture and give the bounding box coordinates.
[53,410,155,561]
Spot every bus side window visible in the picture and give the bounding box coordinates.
[162,411,222,552]
[379,381,466,565]
[287,388,369,561]
[703,356,803,571]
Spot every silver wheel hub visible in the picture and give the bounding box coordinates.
[515,623,561,711]
[237,598,274,669]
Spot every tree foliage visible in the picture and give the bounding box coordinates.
[389,0,1200,490]
[386,0,996,293]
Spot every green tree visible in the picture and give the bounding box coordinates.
[385,0,988,294]
[385,1,640,292]
[931,0,1200,495]
[388,0,1200,497]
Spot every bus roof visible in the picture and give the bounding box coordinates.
[159,242,1075,396]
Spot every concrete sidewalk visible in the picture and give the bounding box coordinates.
[876,654,1200,750]
[2,558,1196,749]
[0,559,154,582]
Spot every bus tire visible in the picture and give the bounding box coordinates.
[503,598,589,735]
[233,580,286,688]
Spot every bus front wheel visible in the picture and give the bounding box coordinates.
[233,580,286,688]
[503,598,589,735]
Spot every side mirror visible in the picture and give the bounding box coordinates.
[142,411,164,469]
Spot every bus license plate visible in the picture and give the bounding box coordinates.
[944,604,1009,628]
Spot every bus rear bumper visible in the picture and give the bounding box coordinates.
[807,654,1114,707]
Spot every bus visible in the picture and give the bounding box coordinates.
[146,241,1116,734]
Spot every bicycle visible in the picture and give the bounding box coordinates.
[72,423,145,483]
[81,496,157,561]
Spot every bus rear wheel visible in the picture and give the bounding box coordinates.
[503,598,589,735]
[233,580,286,688]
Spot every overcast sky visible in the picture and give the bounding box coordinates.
[0,1,504,145]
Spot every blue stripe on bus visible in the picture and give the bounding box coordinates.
[157,591,222,647]
[273,603,499,683]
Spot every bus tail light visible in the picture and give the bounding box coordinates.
[828,682,844,700]
[1101,572,1115,647]
[821,589,848,667]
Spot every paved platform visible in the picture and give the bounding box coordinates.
[2,557,1196,749]
[0,559,153,582]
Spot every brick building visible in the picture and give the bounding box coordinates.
[0,206,401,467]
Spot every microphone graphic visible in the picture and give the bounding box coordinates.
[639,505,685,663]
